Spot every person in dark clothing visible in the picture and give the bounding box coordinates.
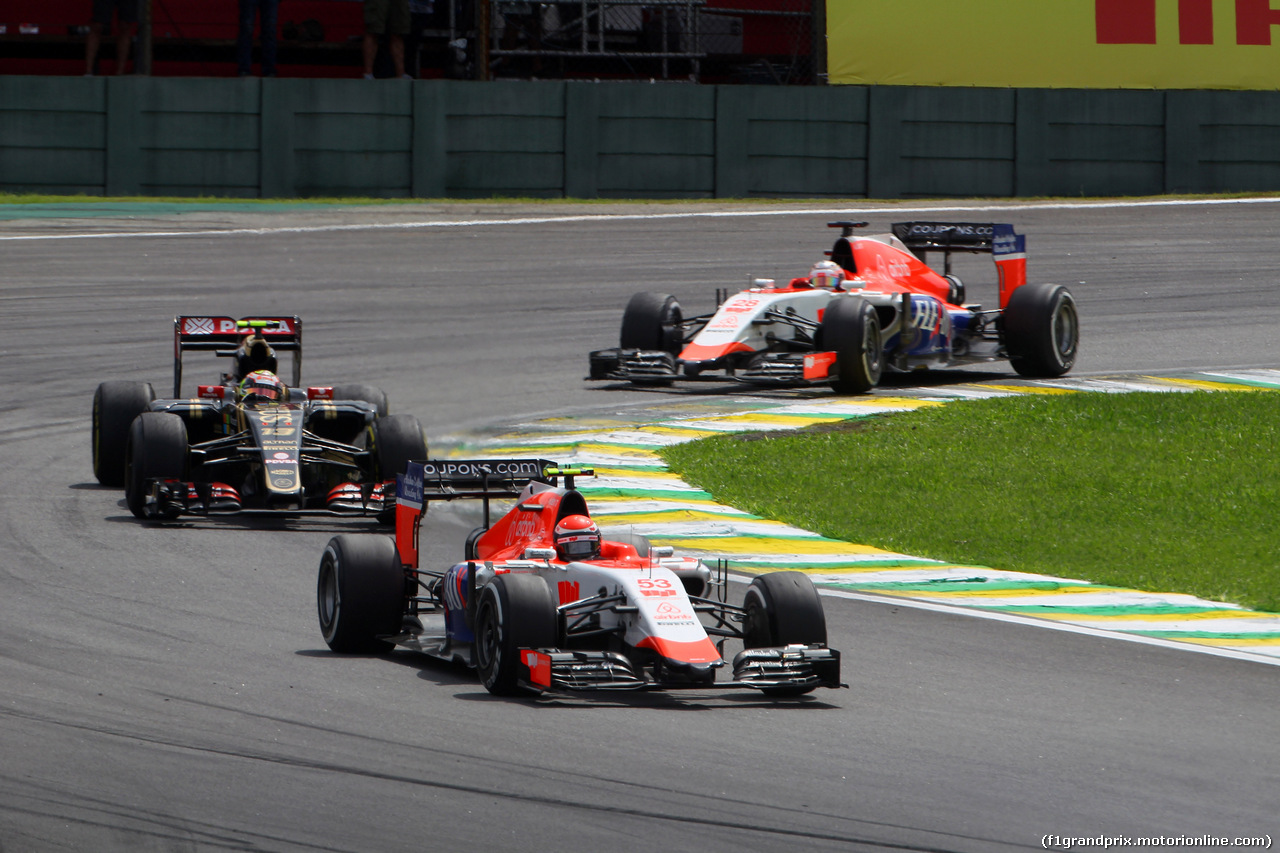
[84,0,138,75]
[237,0,280,77]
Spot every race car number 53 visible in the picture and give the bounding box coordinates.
[638,578,672,589]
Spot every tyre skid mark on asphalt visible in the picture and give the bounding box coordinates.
[440,370,1280,664]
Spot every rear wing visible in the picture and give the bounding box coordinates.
[889,222,1028,308]
[394,458,562,567]
[172,315,302,397]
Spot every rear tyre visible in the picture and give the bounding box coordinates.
[93,381,155,486]
[317,534,405,654]
[369,414,429,524]
[742,571,827,696]
[1002,283,1078,378]
[332,383,389,418]
[820,296,883,394]
[473,573,558,696]
[124,412,188,520]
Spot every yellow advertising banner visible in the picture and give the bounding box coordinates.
[827,0,1280,89]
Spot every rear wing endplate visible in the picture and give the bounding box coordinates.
[172,315,302,397]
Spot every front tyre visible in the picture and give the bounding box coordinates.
[124,412,188,520]
[742,571,827,696]
[317,534,405,654]
[1002,283,1078,378]
[93,381,155,486]
[473,573,557,696]
[619,291,683,387]
[620,291,683,354]
[820,296,883,394]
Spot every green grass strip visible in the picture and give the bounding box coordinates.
[664,391,1280,613]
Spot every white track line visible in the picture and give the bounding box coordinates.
[3,196,1279,241]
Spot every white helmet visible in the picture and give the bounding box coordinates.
[809,260,844,290]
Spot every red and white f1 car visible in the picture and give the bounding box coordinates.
[589,221,1079,393]
[317,460,843,698]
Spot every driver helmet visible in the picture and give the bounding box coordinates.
[809,260,845,290]
[553,515,601,562]
[238,370,287,407]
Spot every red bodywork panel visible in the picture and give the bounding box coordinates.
[846,238,956,305]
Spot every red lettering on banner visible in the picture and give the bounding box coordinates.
[1099,0,1280,45]
[1237,0,1280,44]
[1096,0,1155,44]
[1179,0,1214,43]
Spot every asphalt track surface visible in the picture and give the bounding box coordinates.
[2,199,1278,852]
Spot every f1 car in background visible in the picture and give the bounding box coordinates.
[91,316,426,521]
[317,460,843,698]
[589,221,1079,393]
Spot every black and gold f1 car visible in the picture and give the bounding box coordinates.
[91,315,427,521]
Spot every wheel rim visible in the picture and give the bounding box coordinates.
[661,304,683,354]
[863,313,884,382]
[124,442,135,499]
[318,557,339,638]
[92,396,102,475]
[475,597,501,674]
[1052,298,1079,360]
[742,587,769,648]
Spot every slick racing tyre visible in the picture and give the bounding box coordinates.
[620,291,683,354]
[473,573,557,696]
[369,414,428,524]
[743,572,827,696]
[124,412,188,520]
[93,381,155,487]
[1002,283,1078,378]
[317,534,405,654]
[820,296,883,394]
[332,383,389,418]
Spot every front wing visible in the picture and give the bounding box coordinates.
[589,348,838,386]
[134,478,391,520]
[515,644,843,694]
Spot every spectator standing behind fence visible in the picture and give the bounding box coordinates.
[237,0,280,77]
[364,0,412,78]
[84,0,138,75]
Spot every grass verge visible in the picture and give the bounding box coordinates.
[662,391,1280,613]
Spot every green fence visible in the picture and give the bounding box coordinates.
[3,75,1280,199]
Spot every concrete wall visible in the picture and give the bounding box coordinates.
[3,76,1279,199]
